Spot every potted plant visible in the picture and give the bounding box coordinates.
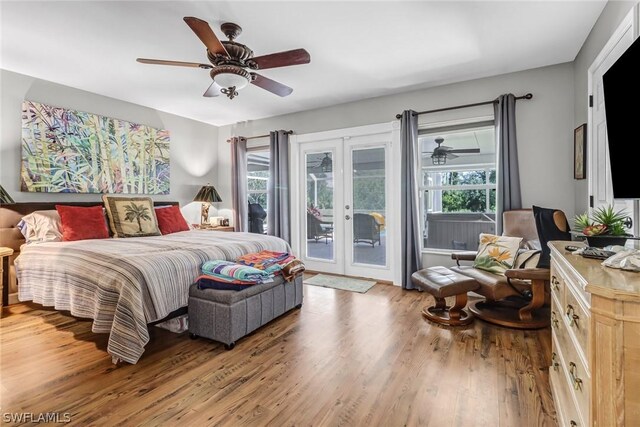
[574,204,632,247]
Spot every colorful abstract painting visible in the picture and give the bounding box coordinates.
[21,101,170,194]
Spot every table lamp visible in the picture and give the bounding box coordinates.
[0,185,15,205]
[194,184,222,225]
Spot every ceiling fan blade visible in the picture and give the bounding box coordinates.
[250,73,293,97]
[438,145,453,151]
[251,49,311,70]
[446,153,459,159]
[449,148,481,154]
[203,81,222,97]
[183,16,229,57]
[136,58,212,69]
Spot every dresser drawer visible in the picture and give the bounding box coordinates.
[551,332,583,426]
[550,265,565,305]
[551,293,563,337]
[553,251,591,305]
[564,283,590,362]
[559,332,590,423]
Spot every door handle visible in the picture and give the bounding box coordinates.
[345,215,351,220]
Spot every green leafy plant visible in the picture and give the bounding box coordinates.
[574,204,630,236]
[573,212,592,230]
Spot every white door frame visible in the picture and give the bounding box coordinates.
[587,6,639,237]
[290,122,402,285]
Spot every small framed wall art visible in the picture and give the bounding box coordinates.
[574,123,587,180]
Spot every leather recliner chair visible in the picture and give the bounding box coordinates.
[450,208,570,329]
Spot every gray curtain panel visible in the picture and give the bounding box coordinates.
[495,94,522,235]
[268,130,291,243]
[231,137,248,232]
[400,110,422,289]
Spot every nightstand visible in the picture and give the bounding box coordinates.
[193,225,235,232]
[1,247,14,309]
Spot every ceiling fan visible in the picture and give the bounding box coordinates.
[137,17,311,100]
[426,137,480,165]
[307,153,333,173]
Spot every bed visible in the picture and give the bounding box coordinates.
[0,202,291,364]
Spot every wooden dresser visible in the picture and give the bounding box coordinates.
[549,241,640,426]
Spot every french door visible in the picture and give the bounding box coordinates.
[588,9,638,241]
[291,124,398,282]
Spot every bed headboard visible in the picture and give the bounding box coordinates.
[0,201,179,306]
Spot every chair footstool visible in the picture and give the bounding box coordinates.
[412,266,480,326]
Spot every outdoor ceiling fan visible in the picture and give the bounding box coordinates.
[426,137,480,165]
[136,17,311,99]
[307,153,333,173]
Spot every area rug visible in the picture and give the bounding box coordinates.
[304,274,376,293]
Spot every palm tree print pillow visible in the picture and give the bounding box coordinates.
[102,195,161,238]
[473,233,523,276]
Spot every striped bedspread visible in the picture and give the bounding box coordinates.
[14,230,290,364]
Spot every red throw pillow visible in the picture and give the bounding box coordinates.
[55,205,110,241]
[155,205,190,235]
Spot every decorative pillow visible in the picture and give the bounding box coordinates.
[155,205,190,235]
[533,205,571,268]
[102,196,161,238]
[473,233,523,275]
[55,205,110,241]
[17,210,63,243]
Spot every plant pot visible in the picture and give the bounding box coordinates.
[584,234,629,248]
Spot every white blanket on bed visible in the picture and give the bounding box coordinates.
[15,230,290,364]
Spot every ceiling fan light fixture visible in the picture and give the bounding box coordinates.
[432,153,447,165]
[214,72,249,90]
[320,153,332,173]
[210,65,251,98]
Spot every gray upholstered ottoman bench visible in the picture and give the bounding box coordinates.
[188,274,303,349]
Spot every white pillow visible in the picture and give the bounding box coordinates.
[473,233,523,276]
[18,210,63,243]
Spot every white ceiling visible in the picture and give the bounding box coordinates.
[0,1,606,127]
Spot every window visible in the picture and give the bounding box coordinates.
[419,124,497,251]
[247,150,270,234]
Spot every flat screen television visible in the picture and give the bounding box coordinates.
[602,35,640,199]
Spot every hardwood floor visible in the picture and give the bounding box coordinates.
[0,280,557,426]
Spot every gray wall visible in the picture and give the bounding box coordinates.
[572,1,638,215]
[216,63,575,268]
[0,69,218,223]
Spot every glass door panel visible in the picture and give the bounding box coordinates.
[349,147,387,267]
[305,151,335,261]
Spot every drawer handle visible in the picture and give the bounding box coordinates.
[551,275,560,292]
[551,352,559,371]
[570,421,578,426]
[566,304,580,329]
[551,311,559,329]
[569,362,583,391]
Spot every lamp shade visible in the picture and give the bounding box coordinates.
[194,185,222,203]
[0,185,15,204]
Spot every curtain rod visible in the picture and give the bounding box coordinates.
[227,130,293,143]
[394,93,533,120]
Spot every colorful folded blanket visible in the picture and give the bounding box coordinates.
[236,250,296,274]
[195,275,256,291]
[201,260,273,284]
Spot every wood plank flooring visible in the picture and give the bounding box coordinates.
[0,279,557,426]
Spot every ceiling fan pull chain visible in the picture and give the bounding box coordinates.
[221,86,239,99]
